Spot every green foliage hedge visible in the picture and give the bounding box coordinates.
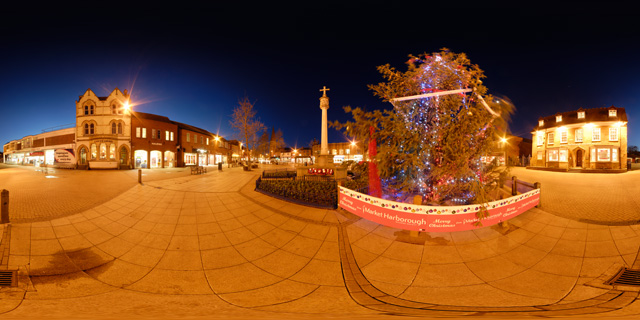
[262,170,297,178]
[256,179,337,207]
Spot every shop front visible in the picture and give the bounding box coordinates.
[134,150,148,168]
[150,150,163,168]
[164,151,175,168]
[184,153,197,166]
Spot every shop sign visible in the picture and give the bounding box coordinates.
[28,152,45,156]
[338,187,540,232]
[55,149,76,163]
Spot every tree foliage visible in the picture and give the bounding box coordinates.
[333,49,514,205]
[229,95,266,167]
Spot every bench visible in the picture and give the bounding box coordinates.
[189,166,207,175]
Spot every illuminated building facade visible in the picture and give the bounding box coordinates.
[530,106,627,170]
[3,88,231,169]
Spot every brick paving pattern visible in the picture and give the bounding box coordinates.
[0,163,638,319]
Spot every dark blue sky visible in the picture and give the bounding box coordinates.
[2,3,639,150]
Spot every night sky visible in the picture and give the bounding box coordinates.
[2,3,639,151]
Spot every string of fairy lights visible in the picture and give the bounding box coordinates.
[385,54,500,204]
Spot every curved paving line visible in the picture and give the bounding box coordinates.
[336,222,640,317]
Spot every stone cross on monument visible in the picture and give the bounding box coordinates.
[319,86,330,158]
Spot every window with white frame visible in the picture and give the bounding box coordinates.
[166,131,170,141]
[578,111,585,119]
[136,127,141,138]
[142,128,147,139]
[187,133,190,142]
[556,115,562,122]
[537,151,543,160]
[206,138,209,145]
[609,109,617,117]
[547,132,554,145]
[609,127,618,141]
[591,148,596,162]
[597,148,610,162]
[612,148,618,162]
[539,120,544,126]
[537,132,544,146]
[575,128,583,142]
[561,130,567,143]
[548,149,558,161]
[559,149,568,162]
[170,132,174,141]
[592,127,600,141]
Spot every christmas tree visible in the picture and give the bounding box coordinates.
[334,49,513,206]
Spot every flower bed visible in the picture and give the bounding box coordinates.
[256,178,337,208]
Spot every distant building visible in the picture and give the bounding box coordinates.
[530,106,627,170]
[3,88,232,169]
[311,141,365,164]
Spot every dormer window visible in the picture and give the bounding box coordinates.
[609,109,617,117]
[539,120,544,126]
[577,111,585,119]
[556,115,562,122]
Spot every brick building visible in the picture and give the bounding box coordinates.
[530,106,628,170]
[3,88,232,169]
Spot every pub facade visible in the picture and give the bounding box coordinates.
[530,106,628,170]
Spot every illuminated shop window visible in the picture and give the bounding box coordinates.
[100,143,107,160]
[109,144,115,160]
[91,144,97,160]
[612,148,618,162]
[559,149,568,162]
[548,149,558,161]
[597,148,610,162]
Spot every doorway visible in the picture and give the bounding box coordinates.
[576,149,583,167]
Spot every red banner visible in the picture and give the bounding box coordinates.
[338,187,540,232]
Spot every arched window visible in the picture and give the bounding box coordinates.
[119,146,128,165]
[117,123,123,134]
[84,123,89,135]
[90,144,97,160]
[90,105,94,115]
[89,123,95,135]
[111,123,117,134]
[84,105,89,115]
[100,143,107,160]
[109,144,116,160]
[112,104,117,114]
[80,147,87,164]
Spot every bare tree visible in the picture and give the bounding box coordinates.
[230,95,266,169]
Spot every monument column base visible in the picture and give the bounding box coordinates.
[316,154,334,167]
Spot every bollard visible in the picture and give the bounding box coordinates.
[1,189,9,224]
[138,169,142,184]
[511,176,517,196]
[534,182,541,208]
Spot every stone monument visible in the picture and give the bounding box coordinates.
[317,86,333,167]
[296,86,346,180]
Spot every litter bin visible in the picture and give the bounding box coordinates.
[218,162,222,171]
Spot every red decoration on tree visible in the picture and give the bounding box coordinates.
[368,126,382,198]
